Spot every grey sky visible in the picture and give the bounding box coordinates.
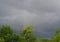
[0,0,60,38]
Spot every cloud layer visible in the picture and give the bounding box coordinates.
[0,0,60,38]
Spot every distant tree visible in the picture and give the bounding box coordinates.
[36,39,40,42]
[48,40,53,42]
[40,38,48,42]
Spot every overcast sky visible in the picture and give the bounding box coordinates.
[0,0,60,38]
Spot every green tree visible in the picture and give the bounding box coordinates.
[21,25,37,42]
[53,29,60,42]
[0,25,20,42]
[0,25,13,35]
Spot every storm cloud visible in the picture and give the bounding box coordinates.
[0,0,60,38]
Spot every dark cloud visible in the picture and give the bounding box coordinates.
[0,0,60,38]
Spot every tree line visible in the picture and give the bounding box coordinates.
[0,25,60,42]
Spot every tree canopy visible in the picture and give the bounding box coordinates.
[0,25,60,42]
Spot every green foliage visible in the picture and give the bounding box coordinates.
[0,25,60,42]
[21,26,36,42]
[22,25,34,33]
[52,29,60,42]
[0,25,13,35]
[0,37,5,42]
[0,25,20,42]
